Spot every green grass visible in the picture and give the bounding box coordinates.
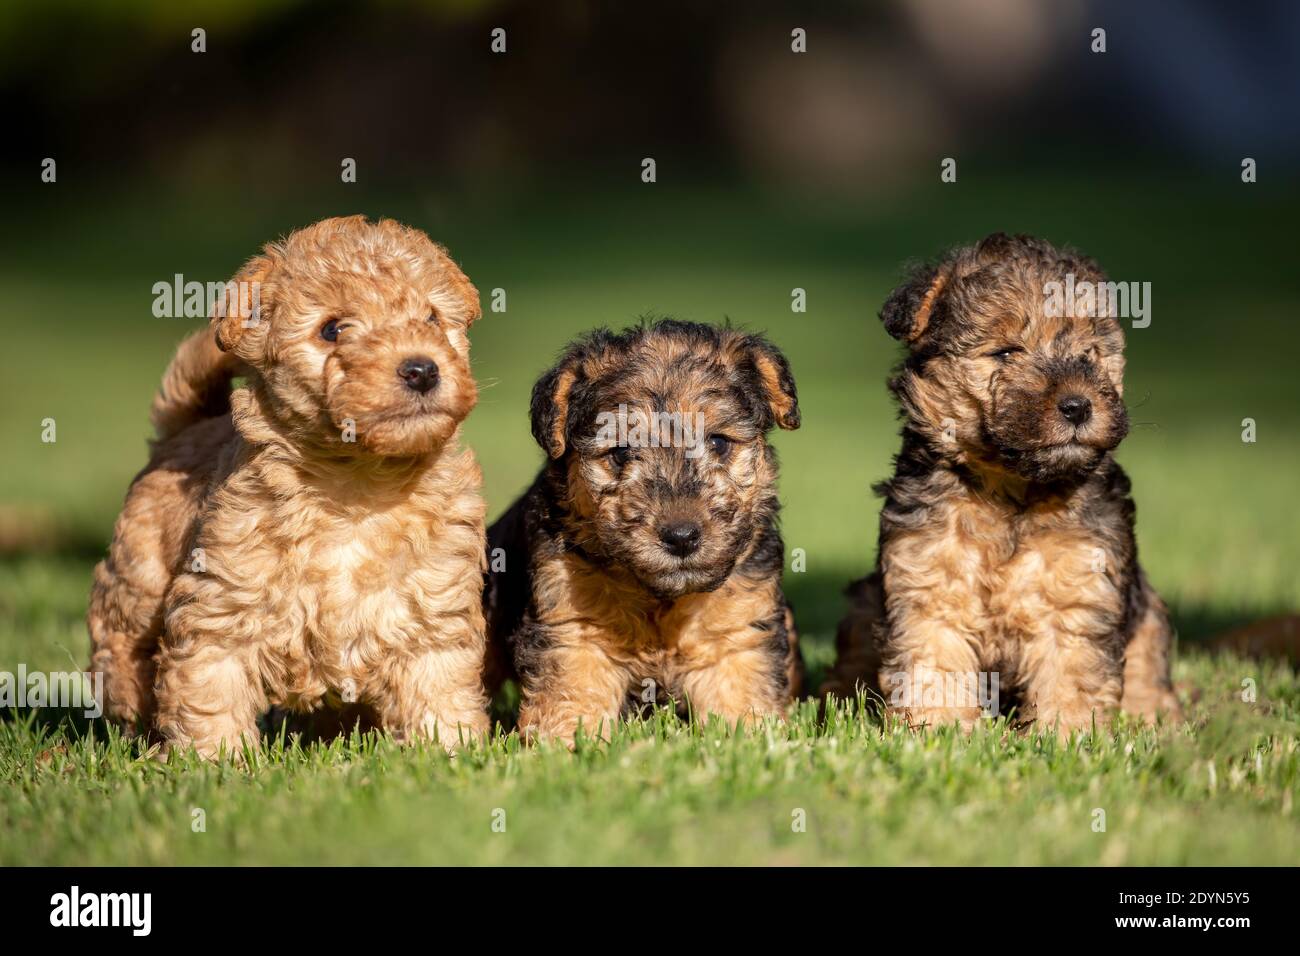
[3,653,1298,866]
[1,169,1298,864]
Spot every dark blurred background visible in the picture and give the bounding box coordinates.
[7,0,1300,186]
[3,0,1298,668]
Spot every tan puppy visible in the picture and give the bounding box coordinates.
[88,216,489,756]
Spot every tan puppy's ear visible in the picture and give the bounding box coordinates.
[450,262,483,326]
[431,242,482,326]
[212,255,274,356]
[740,335,800,431]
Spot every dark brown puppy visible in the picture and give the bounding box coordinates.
[822,234,1181,732]
[486,319,803,744]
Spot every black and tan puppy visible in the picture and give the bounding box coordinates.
[485,319,803,744]
[822,234,1181,732]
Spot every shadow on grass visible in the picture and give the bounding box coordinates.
[1,705,106,751]
[0,526,109,564]
[784,568,1295,657]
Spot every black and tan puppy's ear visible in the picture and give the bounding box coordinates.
[213,254,276,359]
[880,261,951,346]
[740,335,801,431]
[529,350,584,459]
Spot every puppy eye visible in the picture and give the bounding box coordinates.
[320,319,346,342]
[608,446,632,468]
[987,346,1023,361]
[426,310,440,325]
[707,435,732,457]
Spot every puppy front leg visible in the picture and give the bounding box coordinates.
[154,639,266,760]
[1020,634,1122,735]
[517,630,629,747]
[373,640,490,753]
[879,618,986,731]
[678,644,788,730]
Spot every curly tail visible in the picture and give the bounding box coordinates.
[148,330,239,445]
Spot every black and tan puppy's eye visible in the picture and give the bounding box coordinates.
[707,434,732,457]
[608,446,632,468]
[320,318,344,342]
[987,345,1024,361]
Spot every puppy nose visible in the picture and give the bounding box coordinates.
[397,356,439,394]
[658,521,701,558]
[1057,394,1092,426]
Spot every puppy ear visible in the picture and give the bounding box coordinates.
[974,231,1019,261]
[461,280,483,325]
[530,354,583,459]
[437,244,483,325]
[742,336,800,431]
[880,263,950,345]
[212,255,275,357]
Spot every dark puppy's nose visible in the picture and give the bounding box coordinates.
[658,521,701,558]
[397,356,439,394]
[1057,394,1092,426]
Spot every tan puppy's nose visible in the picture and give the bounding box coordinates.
[397,356,439,394]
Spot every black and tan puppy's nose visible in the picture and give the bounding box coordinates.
[398,356,439,394]
[658,521,701,558]
[1057,394,1092,426]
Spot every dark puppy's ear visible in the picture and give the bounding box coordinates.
[975,231,1019,261]
[740,335,800,431]
[529,349,584,459]
[880,261,951,346]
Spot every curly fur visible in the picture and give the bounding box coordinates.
[87,216,490,755]
[822,234,1181,732]
[485,320,804,744]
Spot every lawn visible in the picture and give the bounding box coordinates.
[1,168,1297,865]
